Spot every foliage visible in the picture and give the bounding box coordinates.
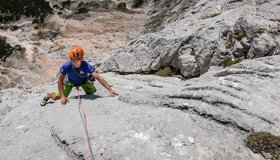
[117,3,128,12]
[234,29,247,41]
[61,0,71,10]
[225,30,247,49]
[246,132,280,159]
[0,0,52,23]
[155,67,173,77]
[0,36,14,62]
[220,57,243,68]
[132,0,144,8]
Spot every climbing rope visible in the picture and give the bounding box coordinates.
[77,88,95,160]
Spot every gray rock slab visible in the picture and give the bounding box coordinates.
[3,55,280,159]
[100,0,280,78]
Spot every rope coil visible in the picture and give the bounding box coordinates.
[77,88,95,160]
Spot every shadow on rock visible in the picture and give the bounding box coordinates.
[69,94,102,100]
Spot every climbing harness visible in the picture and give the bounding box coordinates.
[77,88,95,160]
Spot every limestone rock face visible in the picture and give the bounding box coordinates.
[175,44,200,78]
[247,33,276,58]
[1,1,280,159]
[1,54,279,160]
[100,0,280,77]
[0,0,147,90]
[99,34,184,73]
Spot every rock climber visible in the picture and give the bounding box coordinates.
[40,46,118,106]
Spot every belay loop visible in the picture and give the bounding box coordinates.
[77,88,95,160]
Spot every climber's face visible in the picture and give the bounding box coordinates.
[71,58,82,68]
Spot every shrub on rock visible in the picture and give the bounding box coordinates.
[0,0,52,23]
[0,36,14,62]
[246,132,280,159]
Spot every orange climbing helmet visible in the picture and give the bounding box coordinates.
[69,46,84,59]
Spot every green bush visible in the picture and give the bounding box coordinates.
[225,30,247,49]
[220,57,243,68]
[132,0,144,8]
[61,0,71,10]
[117,3,128,12]
[246,132,280,159]
[0,37,14,61]
[234,29,247,41]
[85,0,130,13]
[155,67,173,77]
[0,0,52,23]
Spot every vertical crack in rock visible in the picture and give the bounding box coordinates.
[50,127,85,160]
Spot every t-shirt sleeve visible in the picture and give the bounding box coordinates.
[60,64,68,75]
[87,63,95,74]
[83,61,95,74]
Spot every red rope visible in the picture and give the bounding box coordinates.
[77,88,94,160]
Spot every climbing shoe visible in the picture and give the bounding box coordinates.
[40,94,49,106]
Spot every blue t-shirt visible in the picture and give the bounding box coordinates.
[60,60,95,84]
